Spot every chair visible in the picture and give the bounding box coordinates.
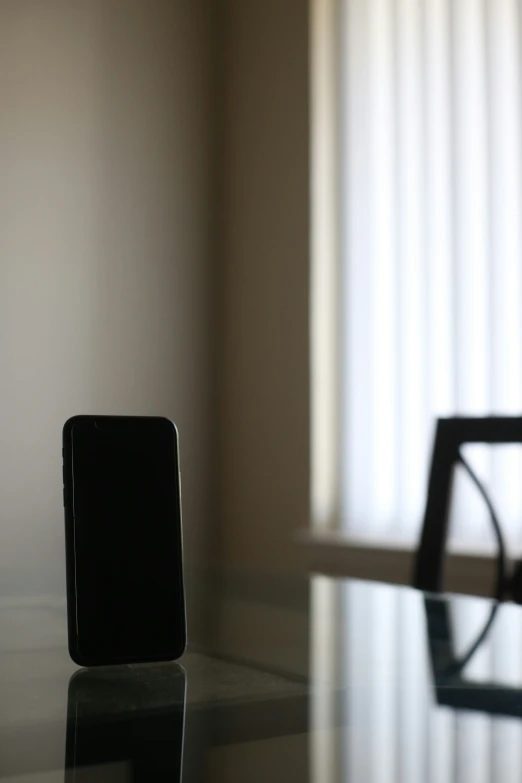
[412,416,522,593]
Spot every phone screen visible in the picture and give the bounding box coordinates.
[68,417,184,663]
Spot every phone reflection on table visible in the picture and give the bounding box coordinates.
[65,662,186,782]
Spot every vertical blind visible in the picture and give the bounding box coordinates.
[341,0,522,551]
[313,7,522,781]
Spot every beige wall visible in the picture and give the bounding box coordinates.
[218,0,311,577]
[212,0,311,674]
[0,0,311,665]
[0,0,213,625]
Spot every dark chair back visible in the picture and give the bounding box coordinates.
[413,416,522,592]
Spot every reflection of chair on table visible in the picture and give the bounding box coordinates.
[424,595,522,719]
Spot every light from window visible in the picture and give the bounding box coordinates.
[340,0,522,551]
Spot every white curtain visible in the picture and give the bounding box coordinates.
[312,8,522,782]
[341,0,522,552]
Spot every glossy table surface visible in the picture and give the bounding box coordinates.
[2,576,522,782]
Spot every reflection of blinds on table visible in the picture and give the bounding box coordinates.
[342,582,522,783]
[341,0,522,551]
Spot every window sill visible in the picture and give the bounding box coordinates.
[298,530,499,598]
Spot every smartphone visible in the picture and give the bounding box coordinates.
[63,415,186,666]
[65,663,186,782]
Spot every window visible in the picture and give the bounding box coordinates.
[313,0,522,554]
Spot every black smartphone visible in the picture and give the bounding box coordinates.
[65,663,186,782]
[63,415,186,666]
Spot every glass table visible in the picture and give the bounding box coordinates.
[2,576,522,782]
